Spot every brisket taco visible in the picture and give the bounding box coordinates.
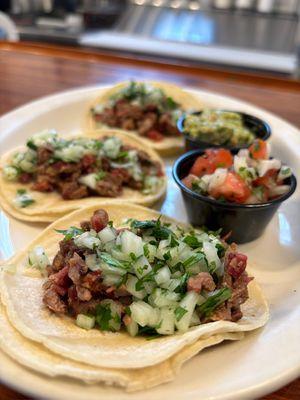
[0,129,166,222]
[0,203,269,391]
[87,81,203,155]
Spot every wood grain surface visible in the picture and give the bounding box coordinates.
[0,41,299,400]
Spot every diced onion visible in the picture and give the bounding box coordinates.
[154,266,171,285]
[76,314,95,330]
[130,301,160,327]
[126,275,147,299]
[74,232,100,250]
[78,173,97,190]
[126,319,139,337]
[98,226,116,244]
[3,166,19,181]
[121,230,144,258]
[157,307,175,335]
[27,246,49,273]
[175,291,199,333]
[257,159,281,177]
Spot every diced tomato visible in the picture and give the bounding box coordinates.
[189,149,233,177]
[210,171,251,203]
[146,130,164,141]
[249,139,267,160]
[205,148,233,169]
[190,156,215,177]
[253,169,277,188]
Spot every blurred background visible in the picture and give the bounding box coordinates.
[0,0,300,77]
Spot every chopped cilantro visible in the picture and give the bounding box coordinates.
[183,253,205,268]
[55,226,84,240]
[175,306,188,321]
[95,170,106,181]
[100,252,129,270]
[198,287,232,318]
[95,304,112,331]
[183,235,200,249]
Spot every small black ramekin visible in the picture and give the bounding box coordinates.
[172,149,297,244]
[177,110,271,152]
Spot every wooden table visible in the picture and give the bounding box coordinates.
[0,41,299,400]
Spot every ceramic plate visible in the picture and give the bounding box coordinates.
[0,85,299,400]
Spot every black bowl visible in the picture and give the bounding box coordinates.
[173,149,297,244]
[177,110,271,152]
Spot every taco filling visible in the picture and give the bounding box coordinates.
[39,208,253,336]
[2,130,164,202]
[90,81,183,142]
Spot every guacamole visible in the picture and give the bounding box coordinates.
[184,110,255,146]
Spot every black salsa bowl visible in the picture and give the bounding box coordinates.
[177,110,272,153]
[172,149,297,244]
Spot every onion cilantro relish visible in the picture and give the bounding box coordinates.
[40,210,252,337]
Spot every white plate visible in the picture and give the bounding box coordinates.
[0,85,299,400]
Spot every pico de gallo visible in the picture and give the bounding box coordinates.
[182,139,292,204]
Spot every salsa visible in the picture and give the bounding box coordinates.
[183,110,255,146]
[91,81,183,142]
[2,130,164,205]
[37,208,253,336]
[182,139,292,204]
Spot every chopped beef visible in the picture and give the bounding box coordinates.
[208,247,253,323]
[43,282,67,314]
[187,272,216,293]
[49,266,70,288]
[91,209,109,232]
[80,220,91,231]
[110,168,131,184]
[94,175,122,197]
[69,298,102,316]
[68,252,88,285]
[81,154,96,170]
[19,172,33,183]
[208,304,232,322]
[93,98,180,140]
[225,252,248,279]
[76,286,92,302]
[59,181,89,200]
[32,175,54,192]
[37,145,53,164]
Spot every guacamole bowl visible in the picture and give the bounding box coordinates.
[177,110,271,152]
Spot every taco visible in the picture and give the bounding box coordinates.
[87,81,203,155]
[0,129,166,222]
[0,203,269,391]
